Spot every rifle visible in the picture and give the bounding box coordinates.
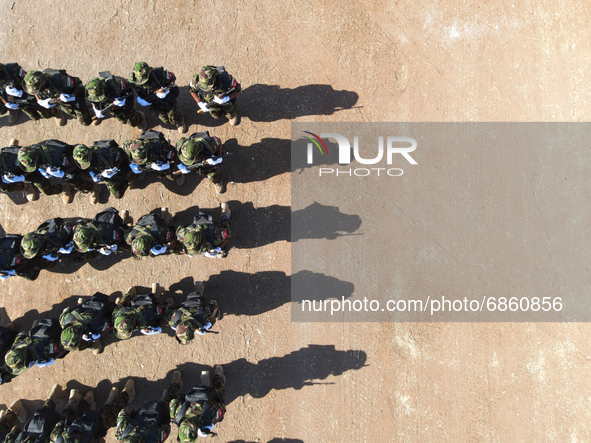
[185,152,232,172]
[196,85,236,114]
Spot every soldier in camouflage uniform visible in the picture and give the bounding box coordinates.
[59,293,113,355]
[0,399,27,442]
[17,140,100,204]
[72,207,129,256]
[85,73,146,128]
[4,318,66,375]
[23,69,91,126]
[167,280,219,345]
[73,141,134,199]
[0,234,45,281]
[115,372,182,443]
[124,208,177,260]
[50,380,135,443]
[121,130,185,186]
[4,384,68,443]
[190,65,242,126]
[170,367,226,441]
[19,217,84,266]
[175,131,226,194]
[129,62,186,134]
[176,204,231,259]
[0,63,45,123]
[0,324,18,385]
[0,139,63,202]
[113,284,172,340]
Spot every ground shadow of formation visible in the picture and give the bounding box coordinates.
[221,138,342,185]
[66,345,366,408]
[9,345,366,423]
[177,201,360,250]
[168,270,354,317]
[237,84,359,122]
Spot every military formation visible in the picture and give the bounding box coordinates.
[0,367,225,443]
[0,205,231,280]
[1,279,219,383]
[1,62,240,130]
[1,60,245,442]
[0,128,228,205]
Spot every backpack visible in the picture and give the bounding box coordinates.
[92,140,122,170]
[61,293,112,335]
[0,146,23,175]
[38,140,74,170]
[130,294,163,326]
[93,207,124,246]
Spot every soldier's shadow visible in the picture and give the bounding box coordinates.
[81,344,367,408]
[221,137,343,185]
[238,84,360,123]
[215,201,362,250]
[168,271,355,318]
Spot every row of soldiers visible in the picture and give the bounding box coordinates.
[0,62,241,132]
[0,206,232,280]
[1,130,227,206]
[0,368,226,442]
[0,279,219,384]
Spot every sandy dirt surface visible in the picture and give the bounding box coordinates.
[1,1,591,442]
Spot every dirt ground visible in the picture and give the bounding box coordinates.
[1,1,591,442]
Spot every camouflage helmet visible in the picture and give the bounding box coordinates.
[20,232,44,259]
[17,145,41,173]
[73,224,96,252]
[5,347,27,375]
[175,138,203,166]
[113,309,137,340]
[176,227,204,256]
[131,235,155,258]
[73,144,93,170]
[123,140,149,165]
[23,70,46,95]
[196,66,218,91]
[177,419,198,443]
[85,77,107,102]
[60,324,84,350]
[175,319,195,345]
[131,62,152,85]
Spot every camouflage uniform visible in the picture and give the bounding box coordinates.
[86,74,144,126]
[73,141,132,199]
[175,131,223,186]
[112,289,170,340]
[170,376,226,441]
[0,63,45,122]
[115,381,181,443]
[72,208,127,255]
[50,391,131,443]
[59,293,113,352]
[4,398,62,443]
[0,325,18,385]
[23,69,92,125]
[190,66,241,122]
[121,131,180,180]
[17,141,95,196]
[129,62,185,131]
[124,212,176,260]
[5,319,65,375]
[20,218,84,266]
[176,210,231,257]
[1,144,62,197]
[0,234,44,281]
[0,411,20,442]
[167,285,219,345]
